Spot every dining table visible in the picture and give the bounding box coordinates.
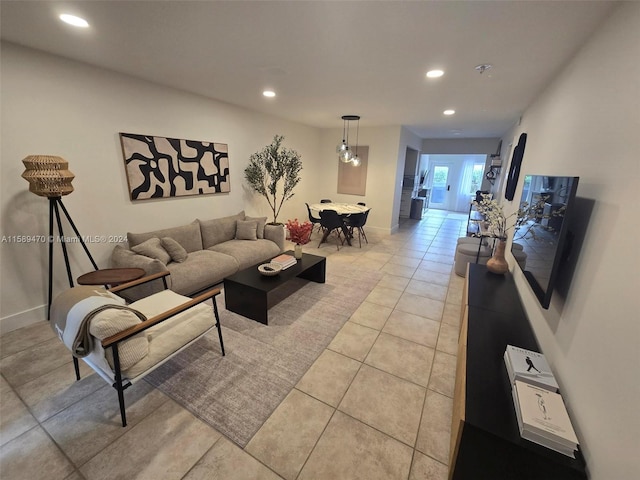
[309,203,370,246]
[309,202,369,216]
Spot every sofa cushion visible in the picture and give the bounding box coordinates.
[245,216,267,239]
[209,239,281,270]
[166,250,238,295]
[161,237,188,263]
[199,211,245,248]
[128,221,203,253]
[131,238,171,265]
[89,307,149,371]
[123,290,216,379]
[235,220,258,241]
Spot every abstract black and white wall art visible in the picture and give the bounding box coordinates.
[119,133,230,200]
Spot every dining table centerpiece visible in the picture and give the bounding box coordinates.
[285,218,313,259]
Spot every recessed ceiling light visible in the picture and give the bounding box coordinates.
[426,70,444,78]
[59,14,89,28]
[263,90,276,98]
[443,109,455,115]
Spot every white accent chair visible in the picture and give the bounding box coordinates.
[52,271,225,427]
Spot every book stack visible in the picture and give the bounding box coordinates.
[505,345,579,458]
[504,345,559,392]
[271,253,297,270]
[512,380,579,458]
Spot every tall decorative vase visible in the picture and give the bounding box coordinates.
[294,244,303,259]
[486,239,509,275]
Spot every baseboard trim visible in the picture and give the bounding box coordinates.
[1,305,47,335]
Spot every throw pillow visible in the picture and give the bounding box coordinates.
[161,237,188,263]
[128,221,202,253]
[245,216,267,239]
[131,237,171,264]
[235,220,258,240]
[89,307,149,371]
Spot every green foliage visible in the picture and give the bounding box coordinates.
[244,135,303,224]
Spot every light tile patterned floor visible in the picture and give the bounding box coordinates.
[0,210,468,480]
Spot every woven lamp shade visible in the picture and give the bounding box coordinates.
[22,155,75,197]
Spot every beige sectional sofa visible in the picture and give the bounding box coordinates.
[110,211,284,299]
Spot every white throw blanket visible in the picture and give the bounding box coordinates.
[50,286,142,357]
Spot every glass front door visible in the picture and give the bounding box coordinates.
[429,164,452,209]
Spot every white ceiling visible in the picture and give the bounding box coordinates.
[0,1,617,138]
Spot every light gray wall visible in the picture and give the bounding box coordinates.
[0,42,417,330]
[500,4,639,479]
[421,137,501,155]
[316,126,404,233]
[0,42,321,331]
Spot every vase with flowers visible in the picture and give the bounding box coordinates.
[473,194,555,274]
[285,219,313,259]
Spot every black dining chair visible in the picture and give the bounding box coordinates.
[318,209,345,250]
[344,210,369,247]
[320,199,332,203]
[305,202,322,234]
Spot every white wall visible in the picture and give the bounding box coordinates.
[501,4,639,479]
[421,137,501,155]
[0,43,416,331]
[0,43,321,331]
[422,137,503,193]
[315,126,404,233]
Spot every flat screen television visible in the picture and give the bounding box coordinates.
[511,175,579,309]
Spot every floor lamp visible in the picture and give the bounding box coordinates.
[22,155,98,319]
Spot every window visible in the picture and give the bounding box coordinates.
[468,164,485,194]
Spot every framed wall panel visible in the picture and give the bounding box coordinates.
[119,132,230,200]
[337,146,368,196]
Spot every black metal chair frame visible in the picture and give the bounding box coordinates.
[344,210,370,248]
[72,271,225,427]
[305,202,323,234]
[318,209,346,250]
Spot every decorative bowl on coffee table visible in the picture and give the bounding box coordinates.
[258,263,282,276]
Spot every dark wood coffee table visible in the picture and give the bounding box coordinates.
[77,268,146,287]
[223,251,326,324]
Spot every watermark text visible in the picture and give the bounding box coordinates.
[1,235,127,244]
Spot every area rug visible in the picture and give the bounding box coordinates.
[145,268,382,447]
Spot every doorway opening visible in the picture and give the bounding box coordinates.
[423,154,487,212]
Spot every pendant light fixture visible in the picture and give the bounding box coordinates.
[337,115,361,166]
[351,117,361,167]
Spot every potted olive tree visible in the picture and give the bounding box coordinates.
[244,135,302,224]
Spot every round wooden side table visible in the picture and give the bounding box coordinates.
[77,268,145,287]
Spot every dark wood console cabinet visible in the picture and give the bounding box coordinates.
[449,263,587,480]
